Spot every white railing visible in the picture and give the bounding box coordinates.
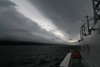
[59,52,72,67]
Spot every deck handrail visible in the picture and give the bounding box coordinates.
[59,52,72,67]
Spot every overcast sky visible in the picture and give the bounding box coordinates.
[0,0,93,44]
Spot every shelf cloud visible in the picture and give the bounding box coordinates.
[0,0,93,44]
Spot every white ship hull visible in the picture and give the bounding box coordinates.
[80,21,100,67]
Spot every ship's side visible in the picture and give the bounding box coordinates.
[80,21,100,67]
[80,0,100,67]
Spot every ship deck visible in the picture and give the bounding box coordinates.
[60,51,90,67]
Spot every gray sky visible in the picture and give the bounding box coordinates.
[0,0,93,44]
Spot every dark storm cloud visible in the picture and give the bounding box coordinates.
[0,0,63,43]
[30,0,93,39]
[0,0,15,7]
[0,0,94,44]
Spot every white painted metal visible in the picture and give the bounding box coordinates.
[59,53,72,67]
[80,21,100,67]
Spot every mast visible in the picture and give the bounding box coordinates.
[92,0,100,23]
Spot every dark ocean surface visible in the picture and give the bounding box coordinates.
[0,42,75,67]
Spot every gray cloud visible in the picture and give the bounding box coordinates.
[0,0,66,44]
[30,0,93,40]
[0,0,15,7]
[0,0,93,44]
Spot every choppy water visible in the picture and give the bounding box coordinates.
[0,45,74,67]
